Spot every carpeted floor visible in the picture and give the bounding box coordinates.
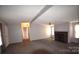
[3,39,74,54]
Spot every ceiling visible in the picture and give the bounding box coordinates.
[0,5,78,25]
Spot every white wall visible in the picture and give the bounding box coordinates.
[8,24,22,43]
[30,23,50,40]
[8,23,50,44]
[68,23,73,43]
[55,23,69,32]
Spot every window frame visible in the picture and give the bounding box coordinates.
[74,23,79,39]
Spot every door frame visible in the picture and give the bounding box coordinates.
[0,23,5,53]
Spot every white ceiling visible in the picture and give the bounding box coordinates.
[0,5,78,25]
[0,5,44,24]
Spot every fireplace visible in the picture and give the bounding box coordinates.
[55,31,68,43]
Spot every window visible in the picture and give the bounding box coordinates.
[75,24,79,38]
[0,29,2,46]
[51,26,54,35]
[46,25,54,36]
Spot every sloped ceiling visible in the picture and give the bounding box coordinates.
[0,5,44,24]
[0,5,78,25]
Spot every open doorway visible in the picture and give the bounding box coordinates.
[21,22,30,45]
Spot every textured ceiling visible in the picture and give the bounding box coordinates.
[0,5,78,25]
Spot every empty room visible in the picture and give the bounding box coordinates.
[0,5,79,54]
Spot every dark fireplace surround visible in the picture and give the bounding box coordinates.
[55,31,68,43]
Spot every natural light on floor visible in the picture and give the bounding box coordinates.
[75,24,79,38]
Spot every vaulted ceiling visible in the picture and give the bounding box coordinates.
[0,5,78,25]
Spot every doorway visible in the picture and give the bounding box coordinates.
[21,22,30,45]
[0,23,5,53]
